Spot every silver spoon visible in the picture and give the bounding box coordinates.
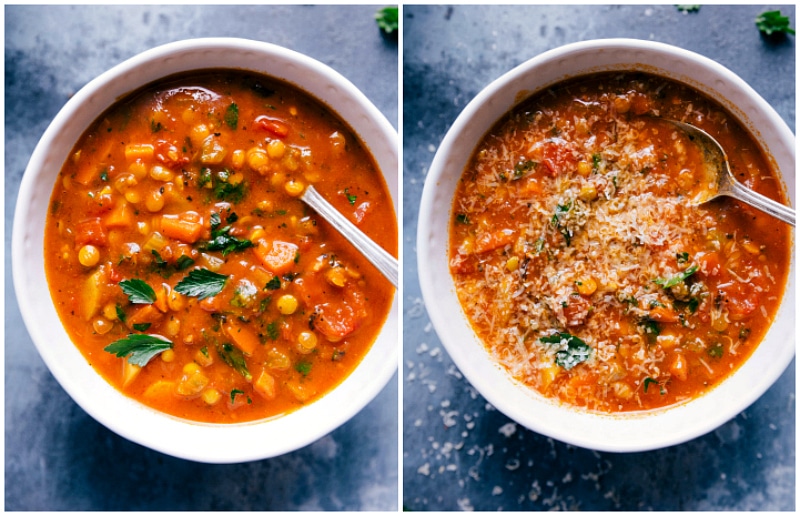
[664,119,795,226]
[300,185,398,287]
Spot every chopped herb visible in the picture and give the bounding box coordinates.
[375,6,398,35]
[230,388,246,404]
[264,277,281,291]
[132,323,151,332]
[176,255,195,271]
[224,103,239,130]
[676,5,700,13]
[755,9,795,36]
[100,169,109,182]
[512,160,537,179]
[104,334,173,367]
[265,321,279,341]
[119,279,157,304]
[643,377,666,395]
[213,175,247,203]
[707,343,724,359]
[591,153,601,171]
[198,167,213,188]
[231,281,258,308]
[640,318,661,342]
[332,349,346,361]
[676,252,689,264]
[654,265,698,289]
[539,332,592,370]
[739,327,751,341]
[200,346,209,358]
[202,212,254,256]
[456,213,470,225]
[295,361,312,376]
[344,188,357,205]
[174,268,228,300]
[217,342,251,381]
[115,304,127,323]
[150,119,163,133]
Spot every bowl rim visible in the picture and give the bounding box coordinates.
[418,38,795,452]
[12,37,399,463]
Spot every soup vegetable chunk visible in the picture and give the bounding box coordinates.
[449,72,790,412]
[45,70,396,423]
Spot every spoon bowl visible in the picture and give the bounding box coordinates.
[301,185,399,287]
[665,119,795,226]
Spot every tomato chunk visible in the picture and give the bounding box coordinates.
[75,218,109,247]
[254,115,290,138]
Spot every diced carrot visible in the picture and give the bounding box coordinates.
[160,214,204,244]
[255,240,299,275]
[223,320,260,356]
[75,218,109,247]
[697,251,721,277]
[253,371,276,399]
[648,305,680,323]
[670,353,688,381]
[473,229,515,254]
[154,284,169,313]
[105,201,134,228]
[127,304,164,328]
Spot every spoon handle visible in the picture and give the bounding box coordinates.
[301,185,398,287]
[728,181,796,227]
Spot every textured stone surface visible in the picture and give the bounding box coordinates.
[403,4,794,511]
[5,5,398,511]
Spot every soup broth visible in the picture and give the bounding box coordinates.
[449,72,790,412]
[45,70,397,423]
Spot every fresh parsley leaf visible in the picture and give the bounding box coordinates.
[224,103,239,130]
[676,252,689,264]
[217,342,251,381]
[456,213,470,225]
[104,334,173,367]
[120,279,157,304]
[756,9,795,36]
[539,332,591,370]
[375,6,398,35]
[264,277,281,291]
[132,323,151,332]
[654,265,698,289]
[174,268,228,299]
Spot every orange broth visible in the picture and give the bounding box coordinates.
[45,70,396,423]
[449,72,791,412]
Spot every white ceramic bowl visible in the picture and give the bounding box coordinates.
[13,38,399,463]
[418,39,795,453]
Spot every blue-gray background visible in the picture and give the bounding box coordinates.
[403,4,795,511]
[5,5,398,511]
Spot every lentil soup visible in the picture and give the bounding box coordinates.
[45,70,397,423]
[449,72,790,412]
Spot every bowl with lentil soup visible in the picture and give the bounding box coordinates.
[14,38,398,463]
[418,39,794,452]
